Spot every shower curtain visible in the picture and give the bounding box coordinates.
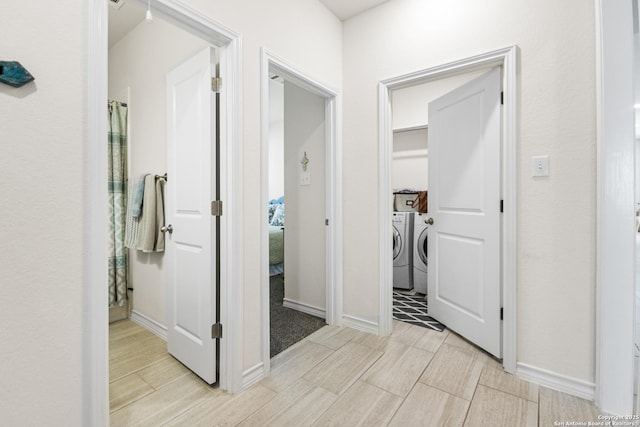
[108,101,128,307]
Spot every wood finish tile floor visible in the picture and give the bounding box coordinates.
[110,320,602,426]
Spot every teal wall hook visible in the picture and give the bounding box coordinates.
[0,61,35,88]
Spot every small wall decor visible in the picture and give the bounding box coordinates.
[0,61,35,88]
[301,151,309,171]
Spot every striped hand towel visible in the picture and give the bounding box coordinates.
[124,174,147,248]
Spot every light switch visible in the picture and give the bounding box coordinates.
[532,155,550,177]
[300,171,311,186]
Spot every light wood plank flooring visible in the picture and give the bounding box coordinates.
[110,320,602,426]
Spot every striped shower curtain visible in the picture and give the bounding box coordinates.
[108,101,128,307]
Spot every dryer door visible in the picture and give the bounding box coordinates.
[417,227,428,267]
[393,225,402,260]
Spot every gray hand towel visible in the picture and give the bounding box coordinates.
[130,174,146,218]
[154,177,166,252]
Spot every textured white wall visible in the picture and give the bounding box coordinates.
[343,0,596,383]
[0,1,84,425]
[283,82,327,311]
[109,17,208,327]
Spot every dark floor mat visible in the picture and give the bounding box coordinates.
[393,291,445,332]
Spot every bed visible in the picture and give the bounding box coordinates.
[269,226,285,276]
[268,198,285,276]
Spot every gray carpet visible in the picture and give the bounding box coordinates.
[270,274,326,357]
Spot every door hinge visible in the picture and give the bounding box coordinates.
[500,199,504,213]
[500,91,504,105]
[211,323,223,339]
[500,307,504,320]
[211,77,221,92]
[211,200,223,216]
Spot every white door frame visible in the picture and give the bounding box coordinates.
[378,46,518,373]
[594,0,636,415]
[85,1,243,425]
[259,48,343,376]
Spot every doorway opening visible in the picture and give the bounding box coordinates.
[390,69,491,336]
[87,0,242,423]
[260,49,342,376]
[107,0,222,388]
[378,46,518,373]
[266,74,327,358]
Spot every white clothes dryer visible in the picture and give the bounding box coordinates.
[393,212,414,289]
[413,212,429,295]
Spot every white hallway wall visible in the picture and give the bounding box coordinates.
[342,0,596,386]
[109,16,209,327]
[1,1,84,425]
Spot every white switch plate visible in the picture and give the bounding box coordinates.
[300,171,311,186]
[532,155,550,177]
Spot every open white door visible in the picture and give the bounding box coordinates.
[427,68,502,358]
[165,46,218,384]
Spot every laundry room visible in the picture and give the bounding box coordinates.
[390,68,490,330]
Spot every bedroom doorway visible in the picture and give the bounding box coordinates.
[266,69,327,358]
[261,50,342,371]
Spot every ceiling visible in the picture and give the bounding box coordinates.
[318,0,390,21]
[108,0,146,48]
[108,0,390,47]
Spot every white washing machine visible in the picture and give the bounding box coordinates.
[393,212,414,289]
[413,212,429,295]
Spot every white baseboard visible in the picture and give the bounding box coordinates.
[243,362,265,389]
[516,362,595,401]
[283,298,326,319]
[130,310,167,341]
[342,314,379,335]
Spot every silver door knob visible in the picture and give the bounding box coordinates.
[425,217,434,225]
[161,224,173,234]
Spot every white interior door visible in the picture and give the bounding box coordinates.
[165,46,218,384]
[427,68,502,358]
